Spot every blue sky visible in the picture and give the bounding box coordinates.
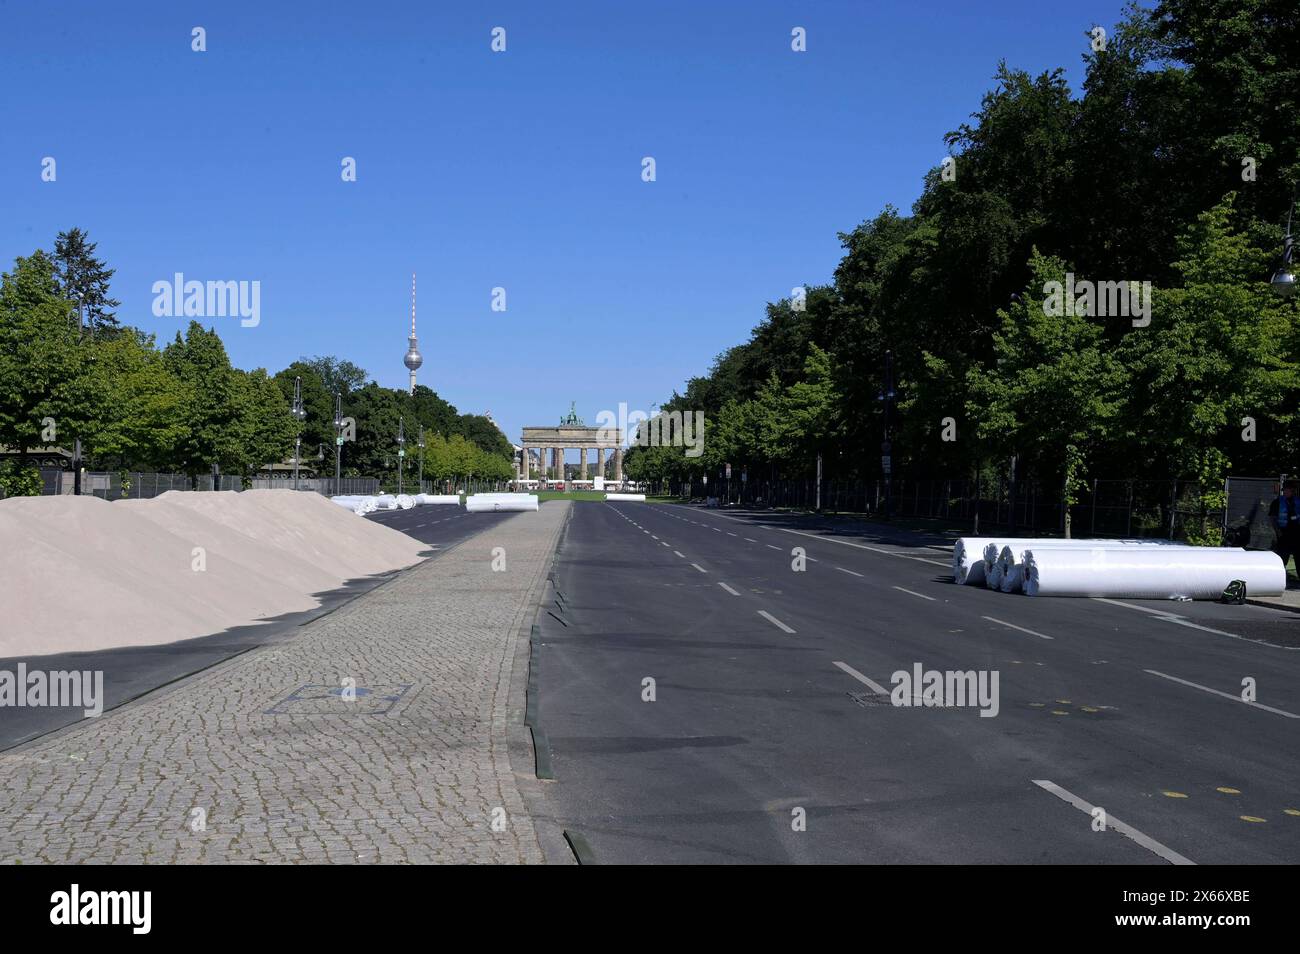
[3,0,1133,453]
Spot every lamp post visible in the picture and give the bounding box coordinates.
[71,293,84,495]
[417,425,425,493]
[333,392,343,495]
[877,349,896,519]
[291,376,306,490]
[1272,194,1297,298]
[397,416,406,495]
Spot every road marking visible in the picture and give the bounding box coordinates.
[982,615,1054,640]
[1091,597,1291,647]
[651,534,658,540]
[762,524,949,565]
[1144,670,1300,719]
[744,538,758,543]
[718,582,740,596]
[661,541,670,547]
[766,544,781,551]
[727,532,737,537]
[673,551,685,558]
[835,566,864,578]
[758,610,796,634]
[1032,779,1195,865]
[892,585,936,601]
[691,563,708,574]
[832,661,889,696]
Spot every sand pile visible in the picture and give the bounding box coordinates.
[0,490,426,658]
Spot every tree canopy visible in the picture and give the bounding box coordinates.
[627,1,1300,497]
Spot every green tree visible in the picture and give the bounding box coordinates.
[53,228,121,335]
[0,251,104,464]
[965,252,1127,533]
[162,322,244,480]
[88,329,191,469]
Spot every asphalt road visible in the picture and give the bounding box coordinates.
[360,501,512,549]
[0,502,507,751]
[536,500,1300,864]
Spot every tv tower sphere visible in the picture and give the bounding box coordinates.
[404,273,422,393]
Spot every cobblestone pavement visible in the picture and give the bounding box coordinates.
[0,501,569,864]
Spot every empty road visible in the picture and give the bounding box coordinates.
[535,501,1300,864]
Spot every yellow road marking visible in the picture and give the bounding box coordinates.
[1162,791,1188,799]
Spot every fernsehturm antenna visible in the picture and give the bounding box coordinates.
[403,271,423,394]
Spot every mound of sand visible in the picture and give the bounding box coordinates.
[0,490,426,658]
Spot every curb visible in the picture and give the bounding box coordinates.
[1245,597,1300,615]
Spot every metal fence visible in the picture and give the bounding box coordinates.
[247,477,380,496]
[648,475,1240,542]
[30,470,248,498]
[14,471,511,500]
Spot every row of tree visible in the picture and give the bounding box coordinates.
[626,1,1300,509]
[0,232,516,491]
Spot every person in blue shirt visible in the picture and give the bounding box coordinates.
[1268,480,1300,586]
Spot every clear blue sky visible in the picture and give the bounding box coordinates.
[3,0,1132,453]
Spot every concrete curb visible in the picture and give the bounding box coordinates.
[504,500,579,865]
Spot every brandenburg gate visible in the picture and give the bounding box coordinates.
[520,404,623,482]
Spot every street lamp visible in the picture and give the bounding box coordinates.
[876,349,897,519]
[71,293,84,495]
[333,392,343,495]
[1271,194,1297,298]
[417,425,425,493]
[396,416,406,495]
[291,376,306,490]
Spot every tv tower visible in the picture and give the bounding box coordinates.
[403,272,422,394]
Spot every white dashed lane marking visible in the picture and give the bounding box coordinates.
[982,616,1053,641]
[1144,670,1300,719]
[758,610,796,634]
[718,582,741,596]
[1032,780,1195,865]
[833,661,889,696]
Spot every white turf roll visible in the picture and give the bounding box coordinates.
[415,494,460,505]
[993,542,1243,592]
[952,537,1006,585]
[999,562,1024,593]
[605,493,646,501]
[1022,547,1283,599]
[465,493,539,513]
[953,536,1190,587]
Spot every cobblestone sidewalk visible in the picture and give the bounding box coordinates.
[0,501,569,864]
